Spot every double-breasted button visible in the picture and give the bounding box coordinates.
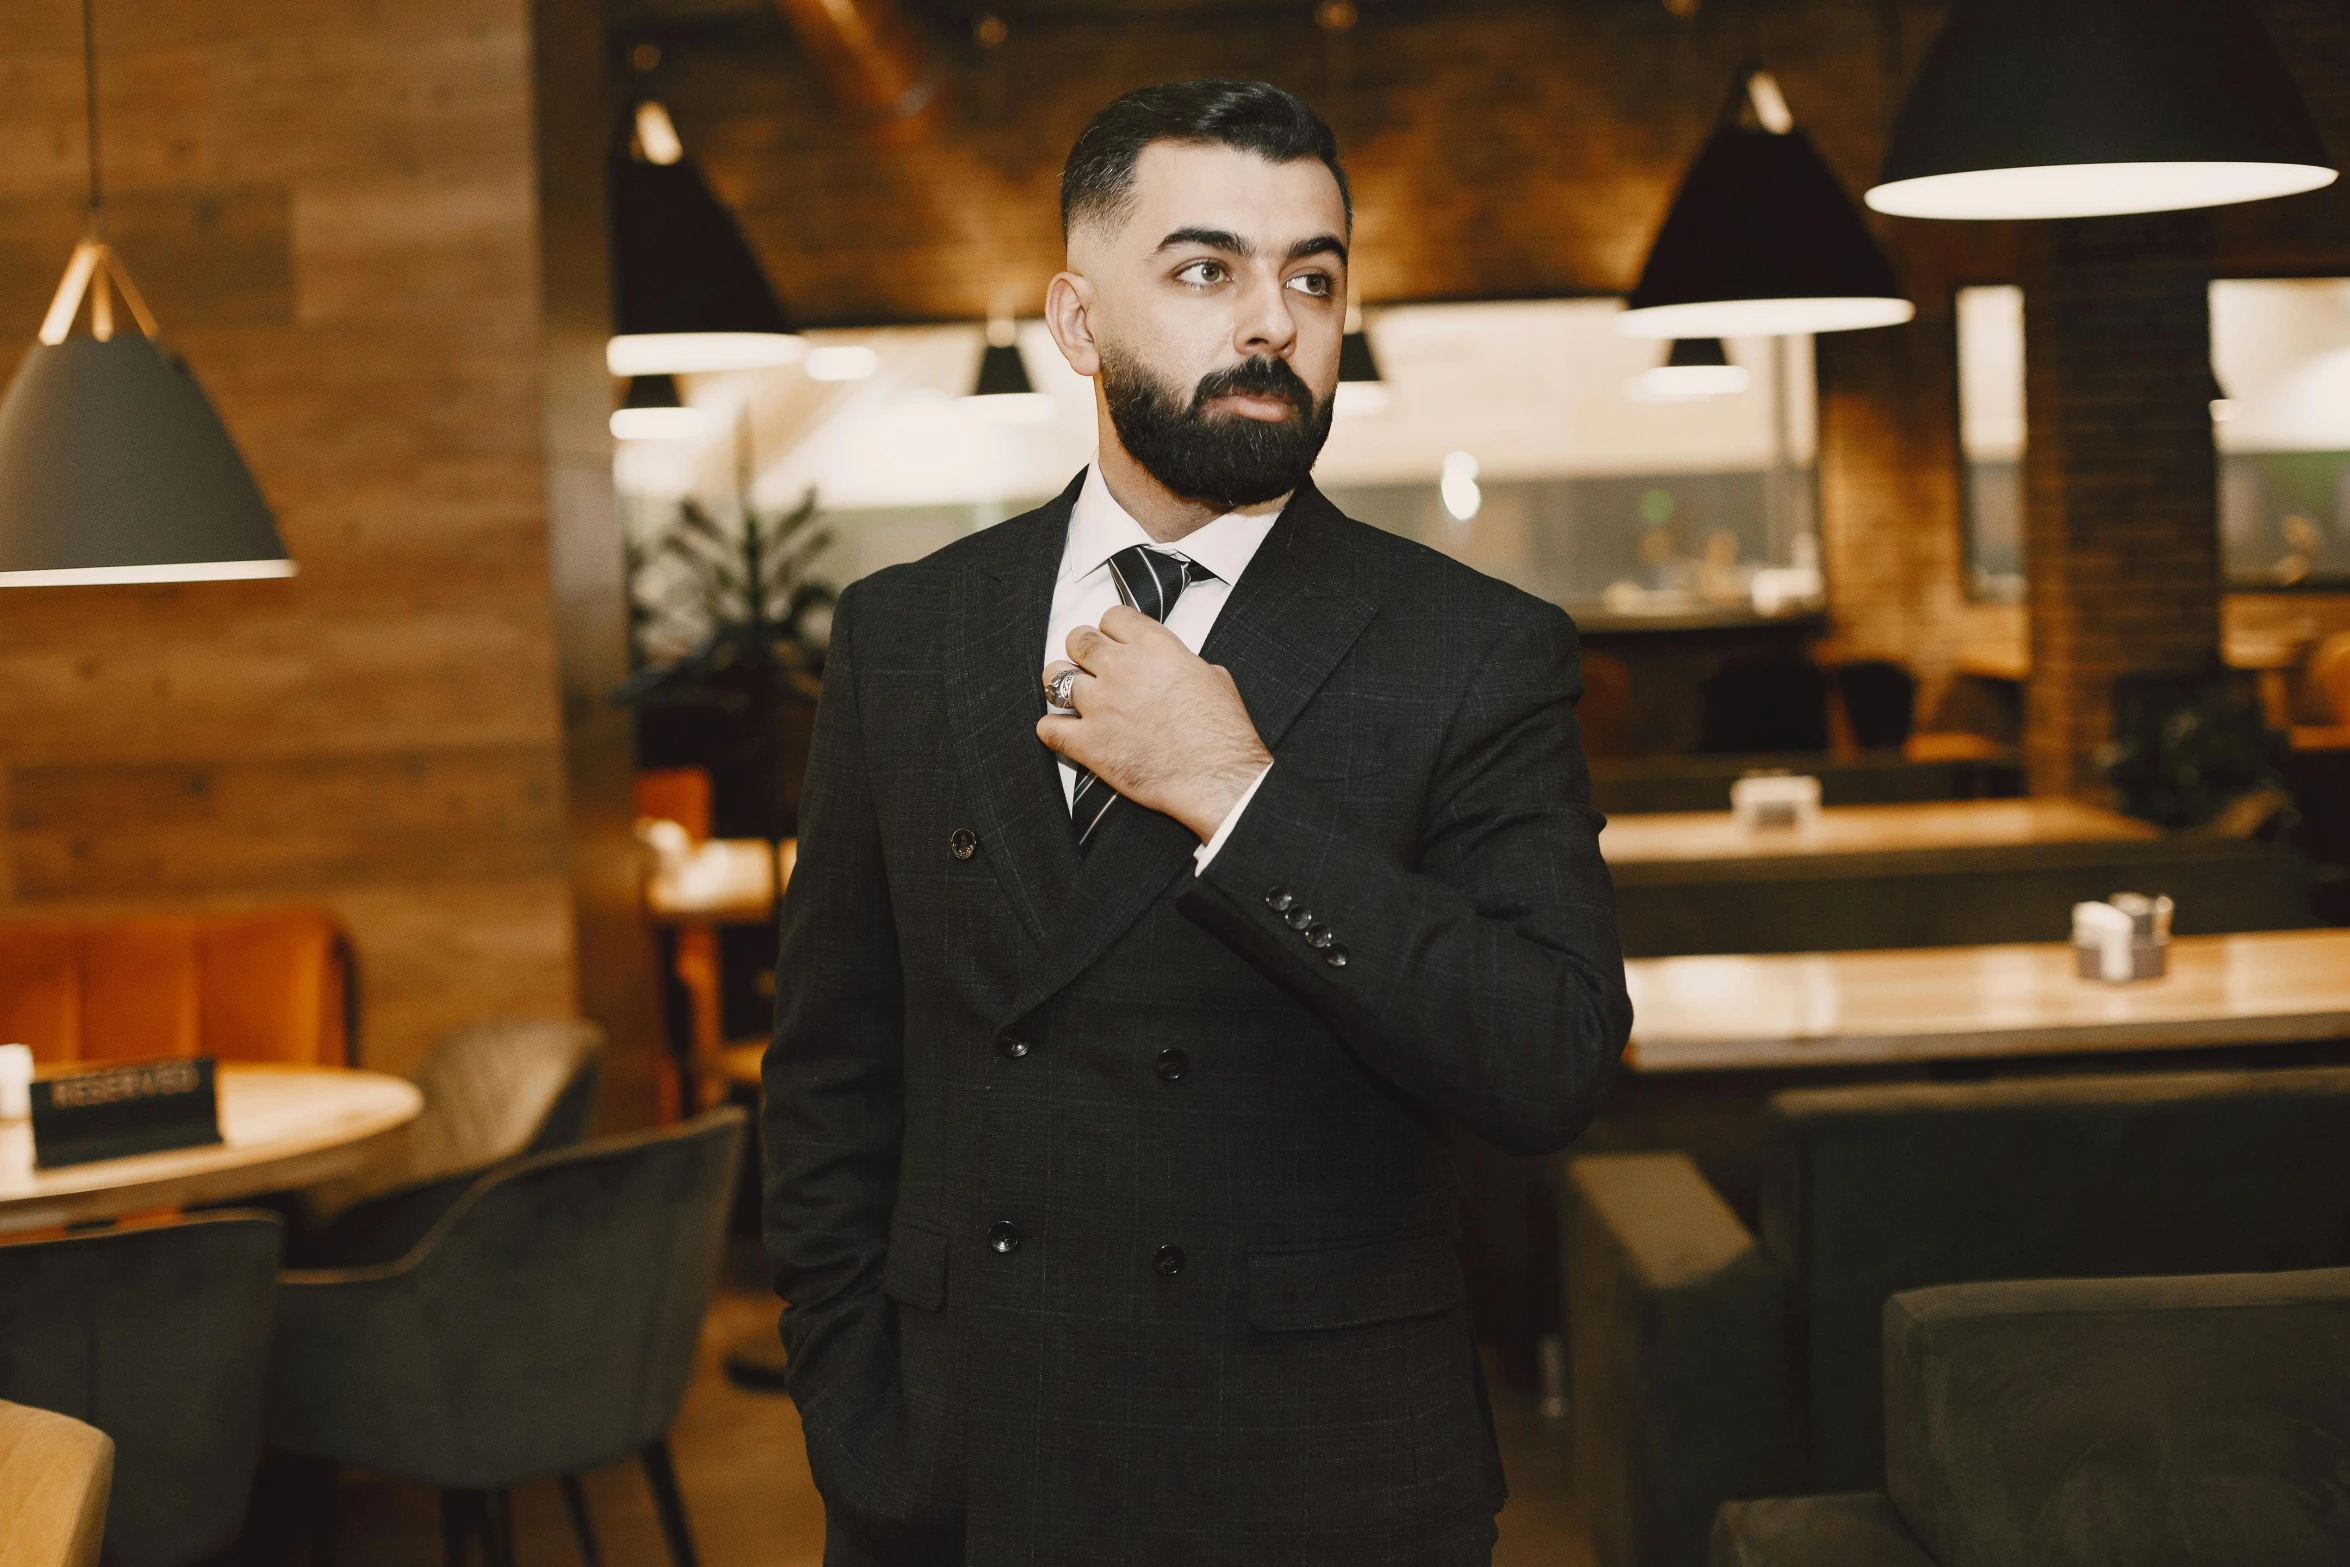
[1306,923,1335,950]
[1153,1244,1186,1276]
[1283,907,1314,931]
[949,827,979,861]
[1265,886,1295,913]
[988,1220,1023,1255]
[1154,1048,1188,1083]
[1325,944,1350,969]
[997,1034,1030,1060]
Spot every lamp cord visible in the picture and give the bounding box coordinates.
[82,0,103,233]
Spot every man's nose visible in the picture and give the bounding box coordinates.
[1233,272,1299,359]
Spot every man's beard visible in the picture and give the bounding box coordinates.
[1099,346,1335,512]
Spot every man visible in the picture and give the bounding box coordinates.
[765,79,1631,1567]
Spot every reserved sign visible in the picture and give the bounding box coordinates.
[31,1057,223,1169]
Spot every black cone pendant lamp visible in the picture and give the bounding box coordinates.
[608,95,804,376]
[1630,338,1752,401]
[1621,70,1913,339]
[0,0,291,587]
[966,315,1056,422]
[1868,0,2337,221]
[1334,310,1389,417]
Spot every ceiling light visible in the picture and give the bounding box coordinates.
[633,100,684,166]
[1440,451,1482,522]
[606,334,804,377]
[1334,310,1389,416]
[805,345,880,382]
[609,374,711,441]
[0,0,292,588]
[966,318,1056,420]
[1621,70,1914,339]
[1868,0,2337,221]
[608,92,802,376]
[1630,338,1754,401]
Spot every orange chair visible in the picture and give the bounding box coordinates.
[633,768,713,842]
[636,769,721,1118]
[0,911,353,1067]
[2313,631,2350,726]
[1577,651,1634,760]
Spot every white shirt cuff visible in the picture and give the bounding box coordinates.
[1193,762,1272,875]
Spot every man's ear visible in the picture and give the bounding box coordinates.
[1045,271,1101,379]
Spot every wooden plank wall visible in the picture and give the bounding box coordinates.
[0,0,604,1079]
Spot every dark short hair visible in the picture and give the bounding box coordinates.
[1061,80,1351,239]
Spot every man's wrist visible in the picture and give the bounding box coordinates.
[1180,746,1275,843]
[1192,760,1273,873]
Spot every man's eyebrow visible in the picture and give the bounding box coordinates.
[1156,226,1252,256]
[1151,228,1351,265]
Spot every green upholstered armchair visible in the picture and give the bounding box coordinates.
[293,1017,605,1267]
[0,1214,282,1567]
[1711,1266,2350,1566]
[265,1107,744,1567]
[1566,1066,2350,1567]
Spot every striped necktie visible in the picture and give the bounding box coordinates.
[1068,543,1215,847]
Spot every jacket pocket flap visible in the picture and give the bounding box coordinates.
[882,1215,950,1312]
[1246,1232,1464,1331]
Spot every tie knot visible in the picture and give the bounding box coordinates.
[1106,544,1210,623]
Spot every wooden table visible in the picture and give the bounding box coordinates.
[1623,928,2350,1074]
[1600,797,2155,866]
[0,1064,422,1232]
[1596,798,2312,960]
[645,839,796,926]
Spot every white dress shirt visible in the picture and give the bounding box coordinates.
[1044,463,1279,871]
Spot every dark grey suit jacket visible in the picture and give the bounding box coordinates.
[764,473,1631,1567]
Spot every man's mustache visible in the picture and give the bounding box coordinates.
[1188,356,1316,421]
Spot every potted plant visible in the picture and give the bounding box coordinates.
[616,484,835,840]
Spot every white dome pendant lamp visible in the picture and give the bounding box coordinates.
[1868,0,2338,221]
[0,0,292,587]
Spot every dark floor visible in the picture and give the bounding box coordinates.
[326,1281,1595,1567]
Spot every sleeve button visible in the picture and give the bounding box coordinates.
[1306,924,1335,950]
[1283,907,1314,931]
[1324,944,1350,969]
[1264,886,1295,913]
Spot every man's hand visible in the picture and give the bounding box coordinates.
[1039,605,1272,842]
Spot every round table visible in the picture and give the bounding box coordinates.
[0,1064,423,1233]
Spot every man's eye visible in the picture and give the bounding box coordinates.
[1175,260,1226,286]
[1286,273,1333,297]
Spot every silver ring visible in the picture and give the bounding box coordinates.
[1047,666,1081,708]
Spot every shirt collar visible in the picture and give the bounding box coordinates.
[1059,462,1285,588]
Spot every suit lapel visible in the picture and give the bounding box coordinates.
[943,473,1085,953]
[1005,482,1378,1022]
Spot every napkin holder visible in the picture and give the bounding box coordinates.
[2072,893,2173,984]
[1731,772,1821,831]
[30,1056,222,1169]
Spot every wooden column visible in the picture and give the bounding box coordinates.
[2020,213,2222,798]
[533,0,666,1125]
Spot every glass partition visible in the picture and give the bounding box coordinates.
[2212,278,2350,587]
[616,297,1825,641]
[1954,276,2350,597]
